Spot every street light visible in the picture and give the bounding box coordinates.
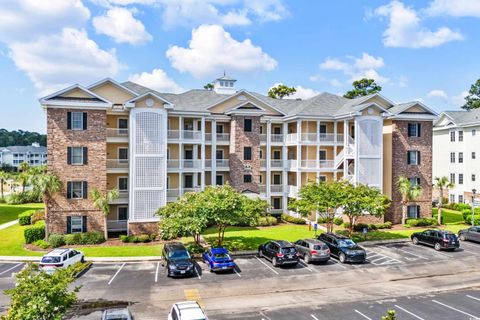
[472,189,477,227]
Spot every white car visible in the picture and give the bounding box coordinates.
[39,248,84,274]
[168,301,208,320]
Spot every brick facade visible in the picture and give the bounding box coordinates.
[128,222,159,235]
[386,120,433,224]
[229,115,261,193]
[47,108,107,234]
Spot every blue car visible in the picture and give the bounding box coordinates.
[202,247,236,272]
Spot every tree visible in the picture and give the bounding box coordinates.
[0,170,10,200]
[2,263,80,320]
[462,79,480,110]
[16,171,30,193]
[398,177,422,225]
[289,180,349,233]
[0,128,46,147]
[381,310,397,320]
[18,161,29,172]
[343,78,382,99]
[343,183,390,237]
[268,84,296,99]
[203,83,214,91]
[90,188,119,240]
[434,176,454,225]
[29,167,62,240]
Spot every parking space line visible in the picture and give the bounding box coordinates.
[354,309,373,320]
[0,263,22,276]
[299,261,314,272]
[194,266,201,280]
[254,256,279,275]
[432,299,480,318]
[394,304,425,320]
[388,246,429,260]
[233,268,241,277]
[467,294,480,302]
[155,261,160,283]
[107,263,125,285]
[365,249,401,266]
[310,315,319,320]
[329,259,347,269]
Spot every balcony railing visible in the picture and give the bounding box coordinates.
[107,220,127,231]
[167,189,180,199]
[107,159,129,169]
[216,159,229,168]
[271,160,283,168]
[260,134,284,143]
[107,128,128,138]
[288,160,334,170]
[183,187,202,193]
[270,185,284,193]
[167,159,180,169]
[286,133,344,144]
[270,208,283,214]
[167,130,202,140]
[216,133,230,142]
[182,159,202,169]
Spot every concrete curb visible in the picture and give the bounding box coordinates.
[359,238,411,246]
[0,220,18,231]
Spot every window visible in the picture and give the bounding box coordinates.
[450,131,455,142]
[407,205,420,219]
[473,129,477,136]
[273,150,281,160]
[459,174,464,184]
[68,112,86,130]
[318,176,327,182]
[67,181,87,199]
[118,118,128,135]
[244,118,252,132]
[408,123,421,137]
[273,174,281,185]
[243,174,252,183]
[216,149,224,160]
[118,148,128,163]
[450,152,455,163]
[407,151,420,165]
[259,175,263,183]
[118,207,128,221]
[473,152,476,160]
[216,124,224,134]
[319,150,327,161]
[409,177,421,186]
[184,149,193,159]
[244,147,252,160]
[118,177,128,191]
[70,216,83,233]
[216,175,224,185]
[450,173,455,184]
[459,195,464,203]
[459,130,464,141]
[450,194,455,203]
[184,175,193,188]
[68,147,87,165]
[259,149,263,159]
[273,127,281,134]
[459,152,464,163]
[473,174,476,182]
[272,197,281,210]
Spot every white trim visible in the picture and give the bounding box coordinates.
[117,205,129,221]
[41,101,111,108]
[205,89,286,115]
[70,146,84,165]
[125,92,174,108]
[39,84,112,104]
[87,78,139,97]
[117,176,128,191]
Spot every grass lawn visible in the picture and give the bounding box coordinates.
[0,203,43,225]
[0,224,43,256]
[432,208,464,224]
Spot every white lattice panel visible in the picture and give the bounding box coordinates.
[358,119,381,156]
[135,112,165,155]
[358,158,381,186]
[133,190,165,220]
[135,157,164,188]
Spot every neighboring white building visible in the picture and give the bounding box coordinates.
[433,109,480,204]
[0,143,47,170]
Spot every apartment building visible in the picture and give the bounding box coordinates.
[0,142,47,170]
[40,76,437,235]
[433,109,480,204]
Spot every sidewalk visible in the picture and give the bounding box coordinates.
[0,220,18,231]
[0,256,163,263]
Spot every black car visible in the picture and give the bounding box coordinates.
[258,240,299,267]
[458,226,480,243]
[411,229,460,251]
[162,242,195,277]
[318,233,366,263]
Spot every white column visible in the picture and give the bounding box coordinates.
[200,117,206,190]
[296,120,302,191]
[211,119,217,185]
[334,121,338,181]
[282,122,288,213]
[317,120,320,143]
[179,173,183,196]
[343,119,348,178]
[179,116,184,140]
[266,120,271,199]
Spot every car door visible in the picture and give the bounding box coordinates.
[263,242,273,259]
[322,236,335,256]
[268,243,278,260]
[472,227,480,242]
[296,241,307,257]
[418,231,430,244]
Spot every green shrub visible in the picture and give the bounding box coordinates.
[130,236,140,243]
[18,210,35,226]
[185,243,205,254]
[343,222,351,229]
[48,234,65,248]
[149,234,158,241]
[317,217,329,224]
[31,209,45,224]
[333,217,344,226]
[24,221,45,244]
[368,223,378,230]
[34,239,50,249]
[464,215,480,226]
[138,234,151,243]
[253,216,278,226]
[64,233,82,245]
[281,214,306,224]
[406,218,438,227]
[7,190,42,204]
[120,235,130,243]
[453,203,471,211]
[378,221,392,229]
[80,232,105,245]
[354,223,369,232]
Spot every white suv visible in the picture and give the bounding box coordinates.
[39,248,84,274]
[168,301,208,320]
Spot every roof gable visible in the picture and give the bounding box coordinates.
[39,84,112,106]
[207,90,285,116]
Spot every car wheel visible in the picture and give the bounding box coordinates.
[460,235,466,241]
[304,254,311,264]
[80,256,85,263]
[339,253,346,264]
[258,250,263,258]
[434,243,442,251]
[412,237,419,245]
[272,257,279,267]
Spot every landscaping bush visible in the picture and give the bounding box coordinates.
[137,234,151,243]
[18,210,35,226]
[406,218,438,227]
[343,222,351,229]
[7,190,42,205]
[378,221,393,229]
[354,223,369,232]
[80,232,105,245]
[333,217,344,226]
[24,221,45,244]
[281,214,306,224]
[317,217,329,224]
[452,203,471,211]
[253,216,278,227]
[464,215,480,226]
[31,209,45,224]
[48,234,65,248]
[120,234,156,243]
[185,242,205,254]
[120,235,130,243]
[34,239,50,249]
[64,233,82,245]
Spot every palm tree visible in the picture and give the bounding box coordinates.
[434,176,454,225]
[18,161,29,173]
[0,170,10,200]
[30,171,62,240]
[398,177,422,225]
[90,188,119,240]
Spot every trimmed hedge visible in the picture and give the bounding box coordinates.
[24,220,45,244]
[281,214,306,224]
[60,232,105,245]
[406,218,438,227]
[48,234,65,248]
[253,216,278,227]
[64,233,82,245]
[342,221,393,231]
[18,210,35,226]
[120,234,156,243]
[34,240,50,249]
[31,209,45,224]
[333,217,344,226]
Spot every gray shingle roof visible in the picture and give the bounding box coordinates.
[443,109,480,126]
[2,145,46,153]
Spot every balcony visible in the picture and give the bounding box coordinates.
[258,185,284,194]
[260,159,283,169]
[216,133,230,143]
[216,159,229,170]
[287,185,299,197]
[287,160,335,170]
[270,208,283,215]
[286,133,344,144]
[107,128,128,138]
[108,190,128,204]
[168,130,202,141]
[167,189,180,201]
[182,159,202,170]
[107,159,128,172]
[107,220,127,232]
[260,134,284,143]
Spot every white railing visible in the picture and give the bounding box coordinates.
[301,133,317,142]
[259,185,267,193]
[286,133,298,143]
[107,128,128,138]
[271,134,284,143]
[270,185,284,193]
[260,134,267,142]
[286,133,344,143]
[107,159,129,169]
[205,133,212,141]
[167,130,202,140]
[287,185,299,197]
[270,160,283,168]
[167,130,180,139]
[260,159,266,168]
[117,190,129,199]
[167,159,180,169]
[183,187,201,193]
[107,220,127,231]
[216,133,230,142]
[216,159,229,168]
[287,160,335,169]
[182,159,202,169]
[205,159,212,168]
[270,208,283,214]
[167,189,180,199]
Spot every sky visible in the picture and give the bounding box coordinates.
[0,0,479,133]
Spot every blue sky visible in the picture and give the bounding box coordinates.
[0,0,479,133]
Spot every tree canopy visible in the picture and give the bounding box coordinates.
[268,84,296,99]
[461,79,480,110]
[397,177,422,225]
[343,78,382,99]
[203,83,214,91]
[0,129,46,147]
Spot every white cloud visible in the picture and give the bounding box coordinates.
[10,28,121,95]
[290,86,320,100]
[0,0,90,42]
[374,1,463,48]
[93,7,152,44]
[319,52,389,84]
[451,90,469,107]
[330,79,343,87]
[243,0,289,22]
[129,68,184,93]
[426,0,480,17]
[428,89,448,100]
[166,24,277,78]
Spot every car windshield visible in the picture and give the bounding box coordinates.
[214,253,229,259]
[313,244,328,250]
[169,250,190,260]
[443,234,456,240]
[337,239,356,248]
[281,247,296,254]
[41,256,61,264]
[105,316,129,320]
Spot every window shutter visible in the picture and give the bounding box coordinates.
[407,152,411,164]
[67,181,72,199]
[82,216,87,233]
[417,123,421,137]
[67,147,72,165]
[66,216,72,234]
[83,147,88,165]
[417,151,421,165]
[417,205,421,218]
[407,123,412,137]
[82,181,88,199]
[67,112,72,130]
[83,112,87,130]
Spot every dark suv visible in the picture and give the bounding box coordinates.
[411,229,459,251]
[318,233,366,263]
[162,242,195,277]
[258,240,299,267]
